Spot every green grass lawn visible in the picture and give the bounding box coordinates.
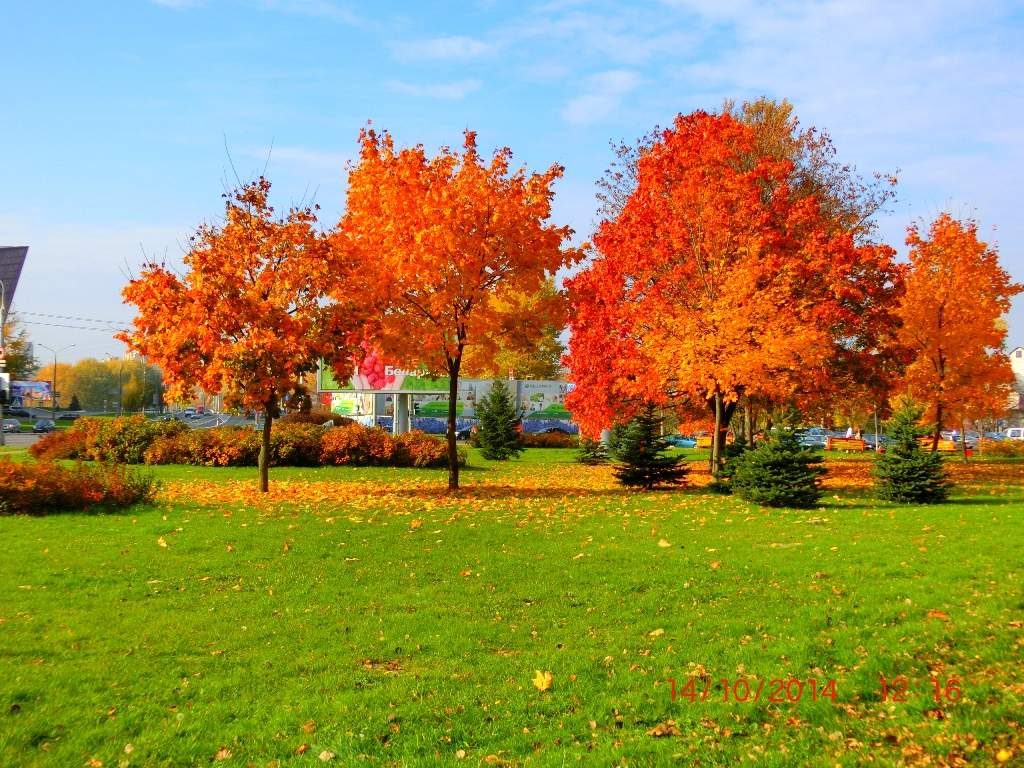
[1,450,1021,766]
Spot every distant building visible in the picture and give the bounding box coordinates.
[1011,346,1024,391]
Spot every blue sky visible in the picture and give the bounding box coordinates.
[2,0,1023,362]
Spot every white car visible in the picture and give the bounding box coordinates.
[1003,427,1024,441]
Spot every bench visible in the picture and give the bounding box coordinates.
[695,435,734,449]
[825,437,866,452]
[918,438,959,452]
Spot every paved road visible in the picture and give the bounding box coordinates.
[0,433,41,448]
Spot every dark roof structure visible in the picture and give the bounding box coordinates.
[0,246,28,324]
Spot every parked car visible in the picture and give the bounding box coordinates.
[1002,427,1024,441]
[2,418,21,433]
[665,434,698,448]
[181,408,196,418]
[32,419,57,433]
[795,428,828,449]
[863,434,894,451]
[5,408,30,419]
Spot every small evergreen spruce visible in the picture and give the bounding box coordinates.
[610,404,687,489]
[872,403,950,503]
[477,379,523,461]
[576,436,610,465]
[731,429,825,508]
[68,394,82,411]
[708,441,751,494]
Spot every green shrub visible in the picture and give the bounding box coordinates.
[0,459,158,515]
[873,404,950,503]
[477,379,523,460]
[278,410,354,427]
[30,415,186,463]
[731,429,825,508]
[521,431,578,449]
[610,405,687,489]
[271,423,327,466]
[576,436,609,465]
[708,442,751,494]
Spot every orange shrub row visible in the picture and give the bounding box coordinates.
[30,416,458,468]
[0,459,158,515]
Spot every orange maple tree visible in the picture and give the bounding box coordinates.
[898,213,1021,449]
[119,178,365,492]
[566,110,902,470]
[338,128,583,489]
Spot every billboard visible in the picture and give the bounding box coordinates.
[9,380,52,407]
[320,363,449,394]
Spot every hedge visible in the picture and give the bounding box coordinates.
[31,416,459,469]
[0,459,158,515]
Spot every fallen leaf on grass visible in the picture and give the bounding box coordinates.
[657,539,671,548]
[410,518,423,530]
[295,744,310,755]
[157,537,167,548]
[459,569,472,577]
[301,719,316,734]
[319,750,336,762]
[927,609,950,621]
[532,670,553,692]
[648,628,665,638]
[710,561,721,570]
[214,747,231,760]
[455,748,467,759]
[647,720,681,737]
[996,749,1013,763]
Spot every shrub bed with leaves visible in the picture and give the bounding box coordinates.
[31,415,187,463]
[521,431,578,449]
[977,439,1024,457]
[31,416,463,469]
[0,459,158,515]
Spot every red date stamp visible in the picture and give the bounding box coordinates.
[668,677,839,704]
[879,676,962,703]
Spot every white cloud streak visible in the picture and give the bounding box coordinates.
[388,79,483,100]
[562,70,640,125]
[390,35,493,60]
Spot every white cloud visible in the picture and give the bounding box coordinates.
[388,79,483,100]
[256,0,360,24]
[240,145,349,176]
[149,0,201,8]
[390,35,493,61]
[150,0,360,23]
[561,70,640,125]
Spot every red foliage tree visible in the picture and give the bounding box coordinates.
[119,179,366,492]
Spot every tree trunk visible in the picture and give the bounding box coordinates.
[960,417,968,463]
[711,392,723,475]
[447,358,461,491]
[259,406,273,493]
[931,401,942,452]
[743,403,753,448]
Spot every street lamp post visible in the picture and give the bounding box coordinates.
[0,279,6,447]
[39,343,75,420]
[105,354,124,415]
